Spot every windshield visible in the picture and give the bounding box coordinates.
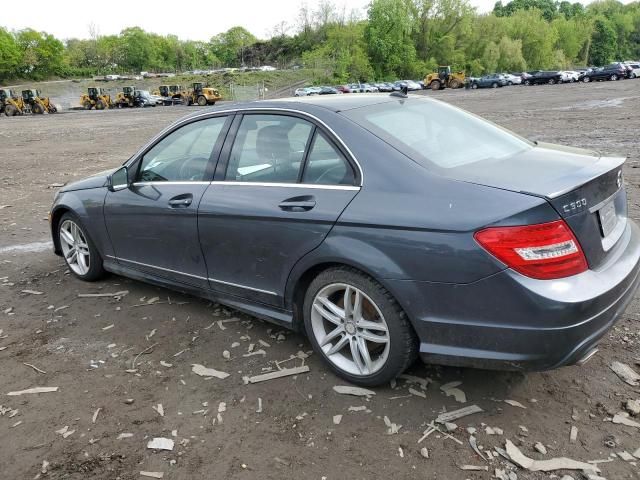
[341,99,532,170]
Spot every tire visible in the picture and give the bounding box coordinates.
[631,73,637,79]
[197,95,207,106]
[32,103,44,114]
[449,79,460,89]
[610,74,618,81]
[83,100,93,110]
[95,100,105,110]
[303,266,418,386]
[57,213,105,281]
[583,76,590,83]
[471,83,478,89]
[508,81,513,86]
[491,82,498,88]
[430,80,441,91]
[181,96,190,106]
[548,78,556,85]
[524,79,531,86]
[5,105,16,116]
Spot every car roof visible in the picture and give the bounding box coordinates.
[181,93,415,119]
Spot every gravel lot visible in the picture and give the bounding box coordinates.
[1,81,640,480]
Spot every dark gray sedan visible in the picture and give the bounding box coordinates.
[50,94,640,386]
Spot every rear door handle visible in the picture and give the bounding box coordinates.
[278,195,316,212]
[168,194,193,208]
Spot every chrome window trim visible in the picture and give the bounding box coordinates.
[125,107,364,186]
[105,255,278,296]
[132,181,212,187]
[210,181,360,191]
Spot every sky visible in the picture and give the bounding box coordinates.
[1,0,635,41]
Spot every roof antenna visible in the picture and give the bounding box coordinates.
[391,85,409,98]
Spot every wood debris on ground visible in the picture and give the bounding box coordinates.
[459,465,488,471]
[420,447,429,459]
[152,403,164,417]
[244,365,309,384]
[333,414,342,425]
[612,412,640,428]
[440,381,466,403]
[140,471,164,478]
[147,437,174,451]
[435,405,483,424]
[7,386,58,396]
[332,385,376,397]
[611,361,640,386]
[23,363,46,374]
[77,290,129,298]
[191,364,230,379]
[504,399,527,409]
[505,439,599,473]
[92,408,101,424]
[117,433,134,439]
[383,415,402,434]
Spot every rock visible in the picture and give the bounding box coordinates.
[147,437,174,451]
[420,447,429,458]
[611,361,640,387]
[191,364,230,379]
[534,442,547,455]
[333,414,342,425]
[333,386,376,397]
[625,399,640,416]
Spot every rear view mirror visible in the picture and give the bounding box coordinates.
[108,166,129,192]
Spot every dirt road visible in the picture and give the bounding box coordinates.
[1,82,640,480]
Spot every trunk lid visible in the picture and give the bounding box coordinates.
[455,143,627,269]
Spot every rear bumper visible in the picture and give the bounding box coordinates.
[386,220,640,371]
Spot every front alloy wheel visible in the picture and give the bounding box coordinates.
[304,267,418,386]
[58,213,105,281]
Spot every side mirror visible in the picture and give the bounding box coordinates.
[108,166,129,192]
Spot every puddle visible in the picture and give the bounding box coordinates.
[0,241,53,254]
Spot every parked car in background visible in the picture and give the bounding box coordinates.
[348,83,364,93]
[470,74,507,89]
[582,64,628,82]
[500,73,522,85]
[375,83,394,92]
[361,83,379,93]
[51,95,640,385]
[133,90,157,107]
[559,71,580,83]
[525,71,563,85]
[335,85,352,93]
[295,88,312,97]
[512,72,532,83]
[624,62,640,78]
[319,86,340,95]
[401,80,422,91]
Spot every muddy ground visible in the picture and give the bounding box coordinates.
[1,81,640,480]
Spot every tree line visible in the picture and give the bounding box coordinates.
[1,0,639,84]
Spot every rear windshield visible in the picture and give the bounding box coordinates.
[341,99,532,170]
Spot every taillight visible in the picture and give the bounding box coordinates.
[474,220,588,280]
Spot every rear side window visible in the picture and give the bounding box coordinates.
[225,114,313,183]
[302,132,355,185]
[342,99,531,170]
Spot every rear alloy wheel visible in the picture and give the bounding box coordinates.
[491,82,498,88]
[471,83,478,89]
[610,74,618,81]
[197,95,207,106]
[58,214,105,281]
[583,76,590,83]
[304,267,418,386]
[548,78,556,85]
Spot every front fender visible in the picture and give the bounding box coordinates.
[51,188,111,257]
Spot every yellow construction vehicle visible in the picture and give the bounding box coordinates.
[115,86,137,108]
[0,88,15,115]
[155,85,190,105]
[2,89,26,116]
[187,82,221,106]
[21,89,57,114]
[424,66,465,91]
[80,87,113,110]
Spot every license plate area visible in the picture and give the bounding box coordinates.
[598,200,617,238]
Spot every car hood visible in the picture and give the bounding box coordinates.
[448,142,624,199]
[59,168,116,192]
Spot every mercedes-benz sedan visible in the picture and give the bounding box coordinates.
[50,94,640,386]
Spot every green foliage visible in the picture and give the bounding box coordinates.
[1,0,640,84]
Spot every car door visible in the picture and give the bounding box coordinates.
[198,112,361,307]
[104,115,231,288]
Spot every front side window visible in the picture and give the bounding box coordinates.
[138,117,227,182]
[302,132,355,185]
[225,114,313,183]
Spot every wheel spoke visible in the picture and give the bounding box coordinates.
[64,247,76,261]
[360,329,389,344]
[326,334,349,356]
[352,290,363,321]
[350,337,366,374]
[313,302,342,326]
[356,336,374,373]
[77,241,90,254]
[343,286,353,319]
[357,319,387,332]
[60,228,74,246]
[315,296,345,321]
[68,251,78,265]
[320,325,344,347]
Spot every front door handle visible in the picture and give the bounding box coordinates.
[279,195,316,212]
[168,194,193,208]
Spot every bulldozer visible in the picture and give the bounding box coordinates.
[22,89,57,114]
[187,82,221,106]
[115,86,137,108]
[424,66,465,91]
[80,87,113,110]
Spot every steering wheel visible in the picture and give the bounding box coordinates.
[178,156,209,181]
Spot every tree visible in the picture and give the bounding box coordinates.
[365,0,417,78]
[0,28,22,81]
[210,27,257,67]
[15,29,64,79]
[589,18,617,65]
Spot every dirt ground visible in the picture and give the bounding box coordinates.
[1,81,640,480]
